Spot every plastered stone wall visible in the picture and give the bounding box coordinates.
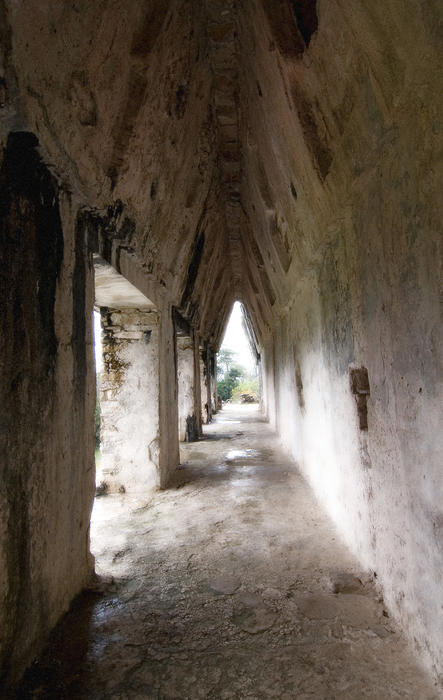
[241,0,443,680]
[99,308,160,495]
[0,133,95,685]
[266,248,442,678]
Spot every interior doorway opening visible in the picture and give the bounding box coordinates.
[217,302,261,406]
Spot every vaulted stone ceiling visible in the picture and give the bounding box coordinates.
[0,0,319,347]
[1,0,441,352]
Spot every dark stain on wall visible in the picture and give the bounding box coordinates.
[319,247,354,374]
[0,131,63,683]
[294,355,305,410]
[130,1,171,58]
[269,214,292,273]
[108,1,172,186]
[0,132,63,372]
[181,231,205,307]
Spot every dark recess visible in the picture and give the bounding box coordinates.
[173,308,191,337]
[82,202,136,272]
[263,0,318,57]
[289,0,318,46]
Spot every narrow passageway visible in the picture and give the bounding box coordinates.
[18,406,437,699]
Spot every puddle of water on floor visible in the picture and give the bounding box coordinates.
[228,477,256,489]
[226,449,261,460]
[226,449,248,460]
[233,465,258,475]
[91,597,125,626]
[208,464,229,473]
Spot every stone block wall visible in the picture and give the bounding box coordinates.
[99,308,160,495]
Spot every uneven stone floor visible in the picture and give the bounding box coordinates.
[16,405,439,699]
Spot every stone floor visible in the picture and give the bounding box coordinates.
[16,405,439,699]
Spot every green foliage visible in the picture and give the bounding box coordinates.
[216,349,246,400]
[217,379,231,401]
[231,376,259,403]
[217,366,243,400]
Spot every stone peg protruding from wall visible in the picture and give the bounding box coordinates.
[349,366,370,431]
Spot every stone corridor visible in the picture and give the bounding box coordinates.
[16,405,437,699]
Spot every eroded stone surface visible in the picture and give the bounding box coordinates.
[15,407,439,699]
[331,572,364,595]
[209,575,241,595]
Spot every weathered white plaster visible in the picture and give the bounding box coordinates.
[99,309,160,495]
[265,261,443,681]
[94,254,155,310]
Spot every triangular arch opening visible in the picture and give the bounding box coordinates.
[216,301,261,405]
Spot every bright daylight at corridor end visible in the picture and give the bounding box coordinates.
[0,1,442,698]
